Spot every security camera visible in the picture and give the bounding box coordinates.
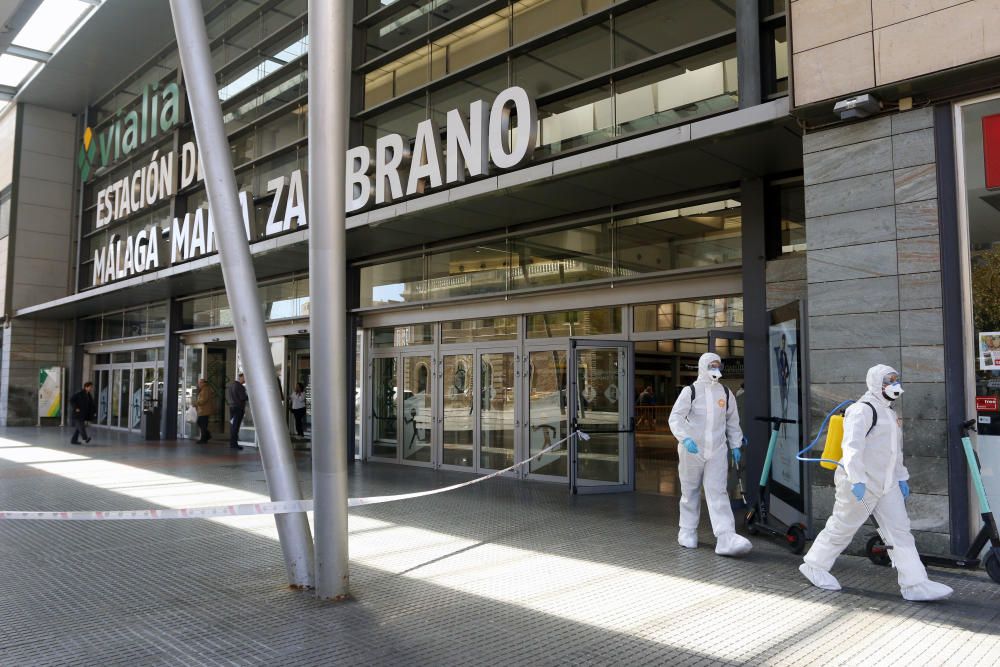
[833,94,882,120]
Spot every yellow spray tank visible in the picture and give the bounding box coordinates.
[820,413,845,470]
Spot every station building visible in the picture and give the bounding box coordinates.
[0,0,995,558]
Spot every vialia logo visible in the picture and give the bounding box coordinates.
[77,82,182,182]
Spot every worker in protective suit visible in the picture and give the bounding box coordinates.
[668,352,752,556]
[799,364,953,601]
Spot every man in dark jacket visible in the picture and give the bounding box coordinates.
[70,382,97,445]
[225,373,247,450]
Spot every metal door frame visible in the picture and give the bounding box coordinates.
[568,338,635,494]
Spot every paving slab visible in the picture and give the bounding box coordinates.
[0,427,997,666]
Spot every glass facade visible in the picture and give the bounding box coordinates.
[959,96,1000,507]
[358,0,762,158]
[359,199,742,308]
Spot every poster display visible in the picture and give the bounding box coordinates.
[769,321,800,494]
[767,302,806,512]
[38,367,62,419]
[979,332,1000,370]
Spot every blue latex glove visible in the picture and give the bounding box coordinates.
[731,448,742,464]
[899,480,910,499]
[851,482,866,502]
[682,437,698,454]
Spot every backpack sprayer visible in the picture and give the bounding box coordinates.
[797,400,898,566]
[804,404,1000,584]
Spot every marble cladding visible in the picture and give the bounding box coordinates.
[802,110,952,547]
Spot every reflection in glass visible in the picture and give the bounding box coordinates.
[402,356,433,462]
[614,0,735,67]
[360,256,425,307]
[617,200,742,275]
[575,347,623,483]
[511,223,613,288]
[131,369,143,430]
[528,350,568,476]
[442,354,473,467]
[526,307,622,338]
[780,185,805,254]
[117,370,130,428]
[441,317,517,344]
[372,357,398,457]
[512,0,613,44]
[633,296,744,332]
[480,352,516,470]
[615,45,738,135]
[97,369,110,426]
[426,242,509,300]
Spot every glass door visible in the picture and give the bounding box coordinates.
[130,367,144,430]
[525,347,569,480]
[478,349,518,471]
[179,344,206,439]
[569,339,634,493]
[401,353,433,465]
[441,352,474,467]
[96,368,110,425]
[371,356,398,459]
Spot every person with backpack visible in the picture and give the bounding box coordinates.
[69,381,97,445]
[667,352,751,557]
[799,364,953,601]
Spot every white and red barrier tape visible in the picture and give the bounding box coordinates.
[0,431,588,521]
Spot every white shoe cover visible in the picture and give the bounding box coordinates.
[715,532,752,557]
[901,580,953,602]
[799,563,842,591]
[677,529,698,549]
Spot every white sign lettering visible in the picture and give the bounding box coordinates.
[346,86,537,213]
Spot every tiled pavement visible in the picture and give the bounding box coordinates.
[0,427,997,666]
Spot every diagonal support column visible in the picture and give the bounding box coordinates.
[169,0,314,588]
[309,0,352,600]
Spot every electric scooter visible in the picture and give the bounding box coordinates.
[866,419,1000,584]
[743,416,808,555]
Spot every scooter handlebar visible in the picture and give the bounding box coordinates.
[961,419,977,435]
[755,417,797,424]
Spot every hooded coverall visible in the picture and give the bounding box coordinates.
[668,352,751,556]
[802,364,952,601]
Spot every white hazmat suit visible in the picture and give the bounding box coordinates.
[800,364,953,601]
[668,352,752,556]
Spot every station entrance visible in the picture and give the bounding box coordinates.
[361,297,746,495]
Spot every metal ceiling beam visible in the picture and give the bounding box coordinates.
[6,43,49,62]
[0,0,44,54]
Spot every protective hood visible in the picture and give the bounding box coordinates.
[866,364,898,400]
[697,353,722,383]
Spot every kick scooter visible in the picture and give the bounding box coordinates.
[743,416,808,555]
[866,420,1000,583]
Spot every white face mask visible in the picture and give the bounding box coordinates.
[883,382,903,399]
[708,368,723,382]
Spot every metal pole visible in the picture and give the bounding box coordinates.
[169,0,315,588]
[309,0,351,600]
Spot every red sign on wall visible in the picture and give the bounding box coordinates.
[984,114,1000,189]
[977,396,999,412]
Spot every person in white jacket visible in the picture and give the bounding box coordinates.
[799,364,953,601]
[668,352,752,556]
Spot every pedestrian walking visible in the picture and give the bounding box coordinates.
[194,378,215,443]
[70,381,97,445]
[290,382,307,437]
[226,372,247,450]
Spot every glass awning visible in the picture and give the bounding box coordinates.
[0,0,101,111]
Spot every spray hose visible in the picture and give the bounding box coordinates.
[796,400,854,468]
